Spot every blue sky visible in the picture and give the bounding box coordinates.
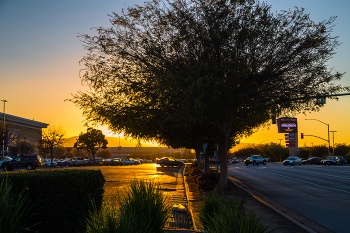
[0,0,349,146]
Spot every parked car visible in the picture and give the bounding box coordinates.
[120,158,141,165]
[2,154,42,171]
[323,156,341,166]
[44,159,57,167]
[339,157,347,165]
[303,157,323,165]
[57,159,69,167]
[283,157,301,166]
[231,158,238,163]
[244,155,268,166]
[0,156,12,167]
[156,157,184,167]
[71,157,85,166]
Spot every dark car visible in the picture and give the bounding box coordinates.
[283,157,301,166]
[156,157,184,167]
[303,157,323,165]
[339,157,347,166]
[1,154,42,171]
[323,156,340,166]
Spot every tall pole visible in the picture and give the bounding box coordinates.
[1,100,7,155]
[278,139,283,162]
[305,119,331,156]
[330,131,337,156]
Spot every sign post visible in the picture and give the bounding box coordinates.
[277,117,299,157]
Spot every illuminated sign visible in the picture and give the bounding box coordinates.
[277,117,298,133]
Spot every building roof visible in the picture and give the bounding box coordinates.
[0,113,48,129]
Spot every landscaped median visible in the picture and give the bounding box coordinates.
[183,163,276,233]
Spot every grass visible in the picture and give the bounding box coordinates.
[85,178,171,233]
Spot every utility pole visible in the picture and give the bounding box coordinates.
[1,100,7,155]
[330,131,337,156]
[278,139,283,162]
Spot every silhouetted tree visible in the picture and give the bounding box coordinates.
[71,0,348,189]
[74,128,108,162]
[16,140,35,155]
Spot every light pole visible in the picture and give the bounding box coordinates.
[330,131,337,156]
[305,118,330,156]
[1,100,7,155]
[278,139,283,162]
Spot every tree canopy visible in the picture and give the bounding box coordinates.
[71,0,348,189]
[74,128,108,161]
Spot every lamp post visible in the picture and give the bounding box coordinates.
[1,100,7,155]
[330,131,337,156]
[278,139,283,162]
[305,119,330,156]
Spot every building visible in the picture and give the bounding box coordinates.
[0,113,48,156]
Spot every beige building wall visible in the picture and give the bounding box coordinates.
[1,113,48,156]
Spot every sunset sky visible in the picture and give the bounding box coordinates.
[0,0,349,148]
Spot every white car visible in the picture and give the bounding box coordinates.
[120,158,141,165]
[283,157,302,166]
[44,159,57,167]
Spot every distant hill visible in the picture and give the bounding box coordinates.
[64,136,159,148]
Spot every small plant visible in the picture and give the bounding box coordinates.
[85,179,171,233]
[189,167,203,177]
[199,194,274,233]
[0,177,38,233]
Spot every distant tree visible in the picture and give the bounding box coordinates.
[334,143,350,157]
[41,125,66,165]
[16,140,35,155]
[71,0,349,189]
[54,145,67,159]
[234,146,261,159]
[96,148,112,159]
[299,148,311,159]
[70,147,87,158]
[310,145,328,158]
[74,128,108,162]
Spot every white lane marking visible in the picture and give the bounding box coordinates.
[257,169,350,195]
[288,169,350,180]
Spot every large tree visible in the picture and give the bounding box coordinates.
[71,0,348,189]
[74,128,108,162]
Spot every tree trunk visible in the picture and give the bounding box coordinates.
[217,135,228,190]
[195,146,201,166]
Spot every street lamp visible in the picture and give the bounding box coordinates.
[1,100,7,155]
[305,118,330,156]
[330,131,337,156]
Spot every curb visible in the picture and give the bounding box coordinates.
[183,168,201,232]
[228,176,318,233]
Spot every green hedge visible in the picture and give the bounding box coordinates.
[0,169,105,233]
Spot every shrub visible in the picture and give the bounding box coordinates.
[189,167,203,178]
[0,177,38,233]
[0,169,105,233]
[86,179,171,233]
[199,194,274,233]
[195,172,218,191]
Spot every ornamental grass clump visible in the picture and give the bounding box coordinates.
[0,177,38,233]
[85,179,171,233]
[199,194,274,233]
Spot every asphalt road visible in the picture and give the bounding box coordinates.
[228,163,350,233]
